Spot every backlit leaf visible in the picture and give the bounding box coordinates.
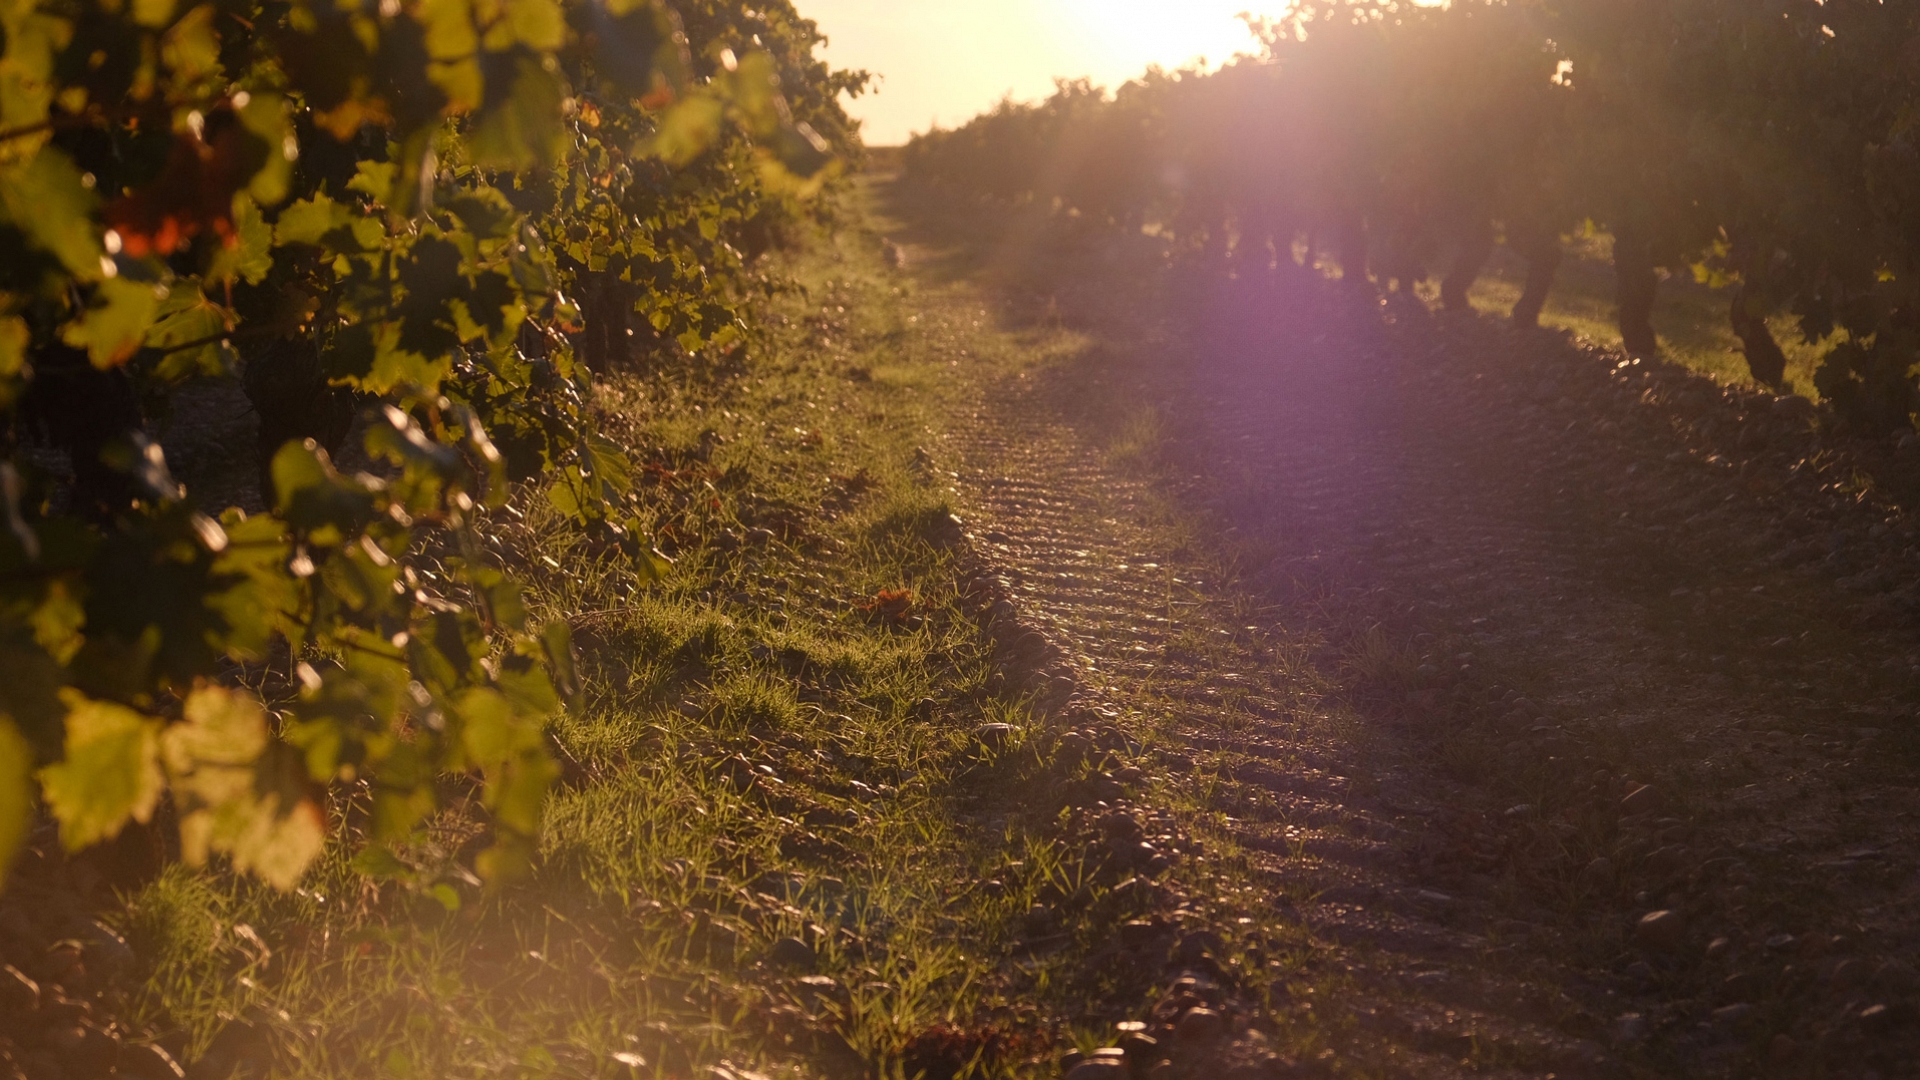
[38,691,164,850]
[0,717,30,890]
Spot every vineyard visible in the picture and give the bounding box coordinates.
[9,0,1920,1077]
[904,0,1920,428]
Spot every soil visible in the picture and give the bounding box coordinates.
[908,200,1920,1077]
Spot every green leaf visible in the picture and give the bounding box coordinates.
[0,148,104,280]
[466,55,570,171]
[207,512,297,659]
[504,0,565,52]
[0,717,31,890]
[145,283,235,382]
[28,580,84,664]
[238,93,296,206]
[642,92,724,167]
[63,278,164,369]
[538,619,577,703]
[37,691,164,851]
[160,4,222,87]
[274,194,355,248]
[0,316,28,379]
[348,159,400,205]
[350,845,413,879]
[208,194,274,285]
[271,440,378,545]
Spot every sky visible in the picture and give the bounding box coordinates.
[800,1,1292,146]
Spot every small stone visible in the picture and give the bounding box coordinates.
[1624,960,1655,981]
[1579,857,1614,885]
[793,975,844,1011]
[1118,1031,1158,1062]
[1764,933,1795,951]
[1175,1007,1225,1043]
[1504,804,1534,818]
[974,723,1018,750]
[1704,936,1729,958]
[1612,1013,1648,1044]
[118,1044,187,1080]
[17,1052,62,1080]
[1711,1003,1754,1024]
[1635,910,1684,952]
[1769,1034,1797,1062]
[1175,930,1223,962]
[1063,1059,1125,1080]
[1830,957,1867,987]
[77,922,134,978]
[1146,1062,1175,1080]
[1119,921,1157,948]
[1859,1003,1893,1029]
[1619,784,1662,816]
[48,1025,115,1076]
[768,937,815,970]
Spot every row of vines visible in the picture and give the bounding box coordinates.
[903,0,1920,432]
[0,0,862,887]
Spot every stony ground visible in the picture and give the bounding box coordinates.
[887,177,1920,1078]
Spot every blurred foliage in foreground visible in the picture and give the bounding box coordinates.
[0,0,864,890]
[905,0,1920,430]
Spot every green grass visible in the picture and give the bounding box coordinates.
[1460,232,1839,397]
[105,194,1303,1080]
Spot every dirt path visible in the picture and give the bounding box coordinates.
[897,194,1920,1077]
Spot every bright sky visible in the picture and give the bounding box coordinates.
[802,1,1290,146]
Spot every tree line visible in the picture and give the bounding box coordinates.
[903,0,1920,431]
[0,0,860,888]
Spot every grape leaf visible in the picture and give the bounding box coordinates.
[38,691,164,850]
[0,716,30,890]
[0,148,104,280]
[62,278,164,369]
[163,685,324,889]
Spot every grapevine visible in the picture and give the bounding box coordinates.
[0,0,861,889]
[905,0,1920,429]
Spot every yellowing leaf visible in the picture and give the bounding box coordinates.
[163,686,323,889]
[0,717,31,890]
[0,316,28,379]
[238,93,296,206]
[166,685,271,773]
[503,0,564,52]
[132,0,176,29]
[160,4,222,85]
[642,92,723,167]
[37,691,164,850]
[274,193,354,248]
[62,278,163,368]
[28,579,84,663]
[465,55,569,170]
[0,148,103,280]
[206,194,274,286]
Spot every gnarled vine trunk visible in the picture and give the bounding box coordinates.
[1613,226,1660,355]
[1509,224,1562,328]
[1729,282,1788,389]
[1440,219,1495,312]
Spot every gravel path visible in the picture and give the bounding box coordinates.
[923,242,1920,1078]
